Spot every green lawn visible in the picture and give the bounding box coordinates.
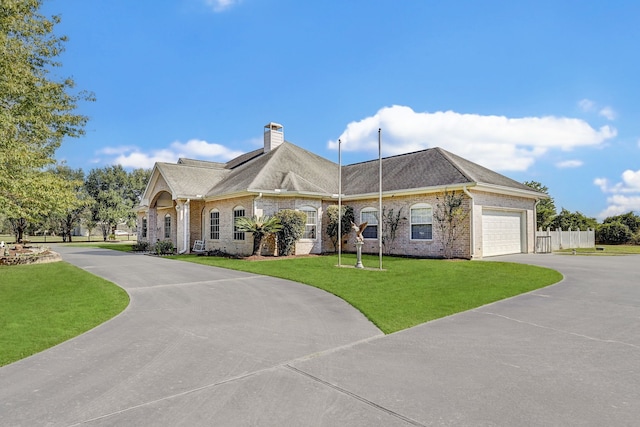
[170,253,562,333]
[70,242,135,252]
[556,244,640,255]
[0,262,129,367]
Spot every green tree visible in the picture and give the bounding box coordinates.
[5,169,78,242]
[1,1,93,219]
[274,210,306,256]
[326,205,354,252]
[48,165,92,242]
[85,166,142,241]
[548,208,598,231]
[596,222,632,245]
[523,181,556,229]
[603,212,640,234]
[234,215,282,256]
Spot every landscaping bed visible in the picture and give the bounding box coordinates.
[0,244,61,266]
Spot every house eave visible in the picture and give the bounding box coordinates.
[473,183,548,199]
[340,183,477,201]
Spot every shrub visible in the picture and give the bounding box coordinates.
[153,240,175,255]
[596,221,632,244]
[131,241,149,252]
[274,210,306,256]
[631,230,640,246]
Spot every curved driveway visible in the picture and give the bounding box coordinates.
[1,249,639,426]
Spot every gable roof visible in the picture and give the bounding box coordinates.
[207,142,338,197]
[153,162,229,199]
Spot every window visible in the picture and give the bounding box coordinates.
[210,210,220,240]
[233,207,245,240]
[360,208,378,239]
[411,204,433,240]
[301,207,317,239]
[142,217,147,238]
[164,214,171,239]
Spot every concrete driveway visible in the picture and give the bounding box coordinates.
[1,249,639,426]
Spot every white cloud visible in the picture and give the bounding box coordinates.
[597,195,640,218]
[103,139,244,169]
[578,98,596,112]
[204,0,240,12]
[98,146,138,155]
[328,105,616,171]
[578,98,616,121]
[595,169,640,218]
[599,106,617,121]
[556,159,583,168]
[594,169,640,194]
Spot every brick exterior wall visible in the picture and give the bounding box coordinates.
[325,192,473,259]
[195,195,324,256]
[140,173,536,259]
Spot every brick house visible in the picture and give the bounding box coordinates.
[136,123,545,258]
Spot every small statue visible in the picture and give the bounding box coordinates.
[351,221,368,243]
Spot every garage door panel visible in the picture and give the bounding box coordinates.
[482,210,522,257]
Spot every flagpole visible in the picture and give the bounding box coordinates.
[338,138,342,267]
[378,128,383,270]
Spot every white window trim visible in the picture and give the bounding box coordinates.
[164,214,171,239]
[209,209,220,240]
[233,206,246,241]
[360,207,378,240]
[410,203,433,241]
[299,206,318,240]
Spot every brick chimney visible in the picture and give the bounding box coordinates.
[264,122,284,153]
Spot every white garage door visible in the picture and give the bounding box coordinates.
[482,210,523,257]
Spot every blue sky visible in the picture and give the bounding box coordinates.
[44,0,640,220]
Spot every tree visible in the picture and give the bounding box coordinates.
[85,166,142,241]
[381,207,404,255]
[274,210,306,256]
[1,1,93,219]
[48,165,91,242]
[603,212,640,235]
[524,181,556,229]
[234,215,282,256]
[325,205,354,252]
[548,208,597,231]
[596,222,632,245]
[5,169,78,242]
[434,190,469,259]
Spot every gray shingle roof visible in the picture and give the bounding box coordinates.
[155,162,229,197]
[149,143,541,202]
[342,147,536,195]
[207,142,338,197]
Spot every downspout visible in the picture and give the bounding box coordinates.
[179,199,191,254]
[253,192,263,215]
[533,199,540,253]
[462,186,475,259]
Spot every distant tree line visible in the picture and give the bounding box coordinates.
[1,165,150,242]
[524,181,640,245]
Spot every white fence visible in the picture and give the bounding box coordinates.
[535,228,595,253]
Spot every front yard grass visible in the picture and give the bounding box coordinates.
[170,253,562,334]
[0,262,129,367]
[556,244,640,255]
